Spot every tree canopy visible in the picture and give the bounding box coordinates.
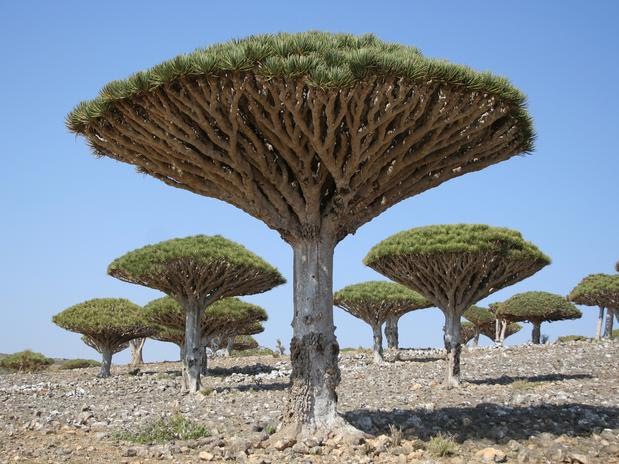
[109,235,285,303]
[463,306,494,327]
[568,273,619,310]
[334,281,431,325]
[67,32,533,243]
[53,298,154,344]
[495,292,582,322]
[364,224,550,311]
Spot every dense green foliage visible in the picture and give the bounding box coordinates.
[462,306,494,326]
[67,31,532,145]
[59,359,101,370]
[108,235,284,287]
[333,281,430,308]
[495,292,581,322]
[231,335,259,351]
[53,298,148,333]
[116,414,209,444]
[365,224,550,265]
[145,295,267,338]
[568,273,619,309]
[0,350,53,372]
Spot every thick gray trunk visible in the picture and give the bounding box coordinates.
[499,320,507,346]
[98,348,112,378]
[129,338,145,367]
[371,324,384,363]
[531,321,541,344]
[182,303,202,393]
[284,235,340,434]
[200,335,209,376]
[495,319,501,342]
[596,306,605,340]
[604,308,614,339]
[384,315,399,349]
[443,311,461,387]
[225,337,233,357]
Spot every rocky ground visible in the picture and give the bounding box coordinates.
[1,341,617,463]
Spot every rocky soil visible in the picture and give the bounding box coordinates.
[1,341,617,463]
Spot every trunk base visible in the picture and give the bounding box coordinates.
[272,414,367,445]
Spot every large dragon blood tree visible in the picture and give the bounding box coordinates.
[568,274,619,339]
[496,291,581,344]
[53,298,155,377]
[334,281,430,362]
[108,235,283,392]
[365,224,550,387]
[67,32,534,436]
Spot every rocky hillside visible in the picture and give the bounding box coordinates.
[0,341,617,463]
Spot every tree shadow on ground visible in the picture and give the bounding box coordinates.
[207,363,277,377]
[469,373,592,386]
[344,403,618,442]
[213,382,288,393]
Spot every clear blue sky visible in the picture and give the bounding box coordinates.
[1,1,617,362]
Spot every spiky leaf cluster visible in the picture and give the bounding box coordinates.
[144,295,267,341]
[365,225,550,312]
[495,292,582,323]
[66,32,534,243]
[334,280,431,326]
[67,31,531,134]
[108,235,284,303]
[462,306,494,327]
[53,298,154,353]
[568,273,619,310]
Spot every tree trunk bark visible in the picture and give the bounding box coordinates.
[596,306,605,340]
[495,319,500,343]
[225,337,233,356]
[472,331,479,347]
[371,324,384,363]
[281,233,352,439]
[531,321,541,344]
[129,338,145,367]
[199,335,209,376]
[98,348,112,378]
[384,315,399,349]
[443,311,462,388]
[499,320,507,346]
[604,308,614,339]
[182,303,202,393]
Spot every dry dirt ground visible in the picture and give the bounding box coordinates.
[1,341,617,464]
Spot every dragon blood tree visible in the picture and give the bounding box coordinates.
[53,298,155,377]
[496,291,581,344]
[365,224,550,387]
[334,281,430,362]
[67,32,534,436]
[480,321,521,343]
[129,338,146,367]
[569,274,619,340]
[108,236,283,392]
[462,306,493,347]
[229,335,260,352]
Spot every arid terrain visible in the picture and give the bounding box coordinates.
[1,341,617,464]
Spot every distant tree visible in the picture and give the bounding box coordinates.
[68,31,535,435]
[275,339,286,356]
[53,298,154,378]
[462,306,494,347]
[334,281,430,362]
[230,335,259,352]
[460,322,478,345]
[478,321,522,343]
[129,338,146,367]
[568,274,619,339]
[145,295,268,374]
[108,235,284,392]
[365,224,550,387]
[495,292,581,344]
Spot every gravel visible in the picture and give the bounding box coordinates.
[0,340,617,463]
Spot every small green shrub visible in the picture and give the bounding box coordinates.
[59,359,101,370]
[557,335,588,343]
[426,433,458,457]
[388,424,403,447]
[264,423,277,435]
[612,329,619,338]
[115,414,209,444]
[230,347,275,357]
[0,350,54,372]
[511,380,537,391]
[200,386,214,396]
